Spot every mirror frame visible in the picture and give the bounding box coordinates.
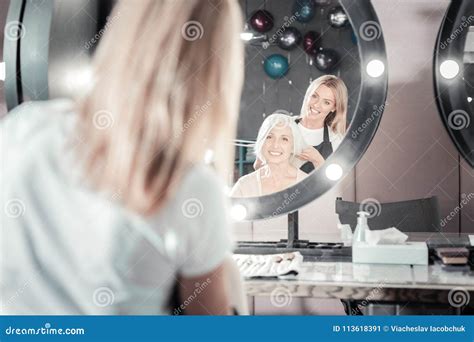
[230,0,388,221]
[4,0,25,110]
[433,0,474,168]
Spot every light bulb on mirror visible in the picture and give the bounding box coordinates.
[439,60,460,79]
[366,59,385,78]
[325,163,343,181]
[230,204,247,221]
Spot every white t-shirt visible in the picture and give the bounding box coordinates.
[0,99,232,315]
[297,123,343,152]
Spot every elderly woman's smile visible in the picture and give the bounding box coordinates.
[262,126,294,163]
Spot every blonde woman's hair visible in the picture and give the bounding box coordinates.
[254,113,307,169]
[75,0,244,215]
[299,75,348,135]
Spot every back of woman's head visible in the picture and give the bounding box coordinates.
[76,0,244,215]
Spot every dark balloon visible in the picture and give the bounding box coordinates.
[328,6,349,28]
[351,30,358,44]
[293,0,315,23]
[314,0,331,6]
[249,10,274,33]
[264,54,289,79]
[315,48,339,72]
[303,31,321,56]
[277,27,302,51]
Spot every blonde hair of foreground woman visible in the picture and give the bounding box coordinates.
[76,0,244,215]
[299,74,348,135]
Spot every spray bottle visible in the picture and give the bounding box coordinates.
[353,211,370,244]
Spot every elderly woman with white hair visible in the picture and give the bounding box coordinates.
[231,113,308,197]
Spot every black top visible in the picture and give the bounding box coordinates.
[295,119,333,174]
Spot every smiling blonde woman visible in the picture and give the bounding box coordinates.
[1,0,244,315]
[296,75,348,172]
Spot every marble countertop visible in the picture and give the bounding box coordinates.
[243,261,474,302]
[241,233,474,302]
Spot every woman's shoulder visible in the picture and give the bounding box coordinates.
[229,170,260,197]
[328,128,344,140]
[329,130,345,150]
[235,170,259,184]
[1,99,75,147]
[179,164,227,198]
[296,168,309,181]
[148,164,229,224]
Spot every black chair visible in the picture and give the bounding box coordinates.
[336,196,441,233]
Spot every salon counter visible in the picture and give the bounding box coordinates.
[240,233,474,309]
[244,261,474,305]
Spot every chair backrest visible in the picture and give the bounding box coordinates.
[335,197,440,232]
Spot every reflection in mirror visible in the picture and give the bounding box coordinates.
[231,113,308,197]
[233,0,360,197]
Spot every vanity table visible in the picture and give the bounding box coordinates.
[238,233,474,314]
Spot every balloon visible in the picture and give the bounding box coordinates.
[314,48,339,72]
[249,10,274,33]
[276,27,302,51]
[314,0,331,6]
[293,0,315,23]
[264,54,289,79]
[351,30,358,44]
[303,31,321,56]
[328,6,349,28]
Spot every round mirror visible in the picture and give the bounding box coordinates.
[434,0,474,167]
[230,0,388,220]
[3,0,116,109]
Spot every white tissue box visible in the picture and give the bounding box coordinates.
[353,242,428,265]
